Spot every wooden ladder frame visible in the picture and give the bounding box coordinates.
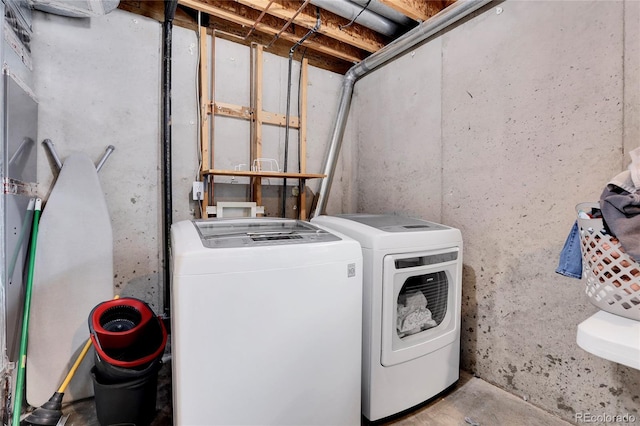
[198,30,323,220]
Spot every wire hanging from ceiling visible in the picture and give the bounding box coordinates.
[339,0,372,30]
[281,8,321,218]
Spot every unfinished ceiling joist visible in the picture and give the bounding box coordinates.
[118,0,454,74]
[237,0,388,53]
[179,0,367,63]
[378,0,445,22]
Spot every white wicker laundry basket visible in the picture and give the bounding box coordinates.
[576,202,640,321]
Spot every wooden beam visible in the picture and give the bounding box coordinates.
[213,102,252,120]
[202,170,325,179]
[237,0,388,53]
[119,1,354,74]
[118,0,196,29]
[199,26,211,215]
[261,111,299,128]
[178,0,366,63]
[378,0,445,22]
[209,17,353,74]
[251,44,264,208]
[212,102,300,128]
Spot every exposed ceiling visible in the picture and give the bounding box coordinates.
[118,0,455,74]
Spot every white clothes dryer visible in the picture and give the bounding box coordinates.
[312,214,463,421]
[171,218,363,426]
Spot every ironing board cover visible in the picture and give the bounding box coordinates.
[26,152,113,406]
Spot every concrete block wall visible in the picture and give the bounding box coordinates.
[31,9,350,313]
[350,0,640,422]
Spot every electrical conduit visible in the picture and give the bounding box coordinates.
[282,12,321,217]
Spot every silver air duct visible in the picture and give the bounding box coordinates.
[349,0,416,26]
[309,0,400,36]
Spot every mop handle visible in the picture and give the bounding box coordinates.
[11,199,41,426]
[57,339,92,394]
[57,295,120,393]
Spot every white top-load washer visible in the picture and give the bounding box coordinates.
[171,218,363,426]
[312,214,463,421]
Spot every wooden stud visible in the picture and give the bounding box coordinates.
[209,32,216,213]
[199,26,211,216]
[252,44,264,209]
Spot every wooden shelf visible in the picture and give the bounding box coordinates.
[202,169,325,179]
[199,38,317,219]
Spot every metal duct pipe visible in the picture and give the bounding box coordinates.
[314,72,356,215]
[309,0,399,36]
[312,0,492,217]
[349,0,416,26]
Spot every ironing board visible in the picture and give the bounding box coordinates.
[26,152,113,407]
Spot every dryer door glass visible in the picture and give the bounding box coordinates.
[397,271,448,338]
[380,248,460,367]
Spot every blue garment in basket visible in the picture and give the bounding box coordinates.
[556,220,582,279]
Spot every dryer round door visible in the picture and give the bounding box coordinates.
[380,248,461,367]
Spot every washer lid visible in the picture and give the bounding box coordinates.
[192,218,340,248]
[336,214,448,232]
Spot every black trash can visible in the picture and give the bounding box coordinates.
[91,362,161,426]
[88,297,167,426]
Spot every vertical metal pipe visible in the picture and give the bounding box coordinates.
[162,0,178,319]
[313,72,356,217]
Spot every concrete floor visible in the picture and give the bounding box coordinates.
[50,366,573,426]
[378,371,572,426]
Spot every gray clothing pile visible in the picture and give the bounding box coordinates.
[600,147,640,261]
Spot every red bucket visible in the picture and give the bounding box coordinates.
[89,297,167,369]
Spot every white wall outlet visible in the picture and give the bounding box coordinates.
[192,181,204,201]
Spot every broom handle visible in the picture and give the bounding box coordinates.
[12,199,41,426]
[57,295,120,393]
[57,339,92,393]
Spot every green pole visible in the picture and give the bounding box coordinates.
[12,198,42,426]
